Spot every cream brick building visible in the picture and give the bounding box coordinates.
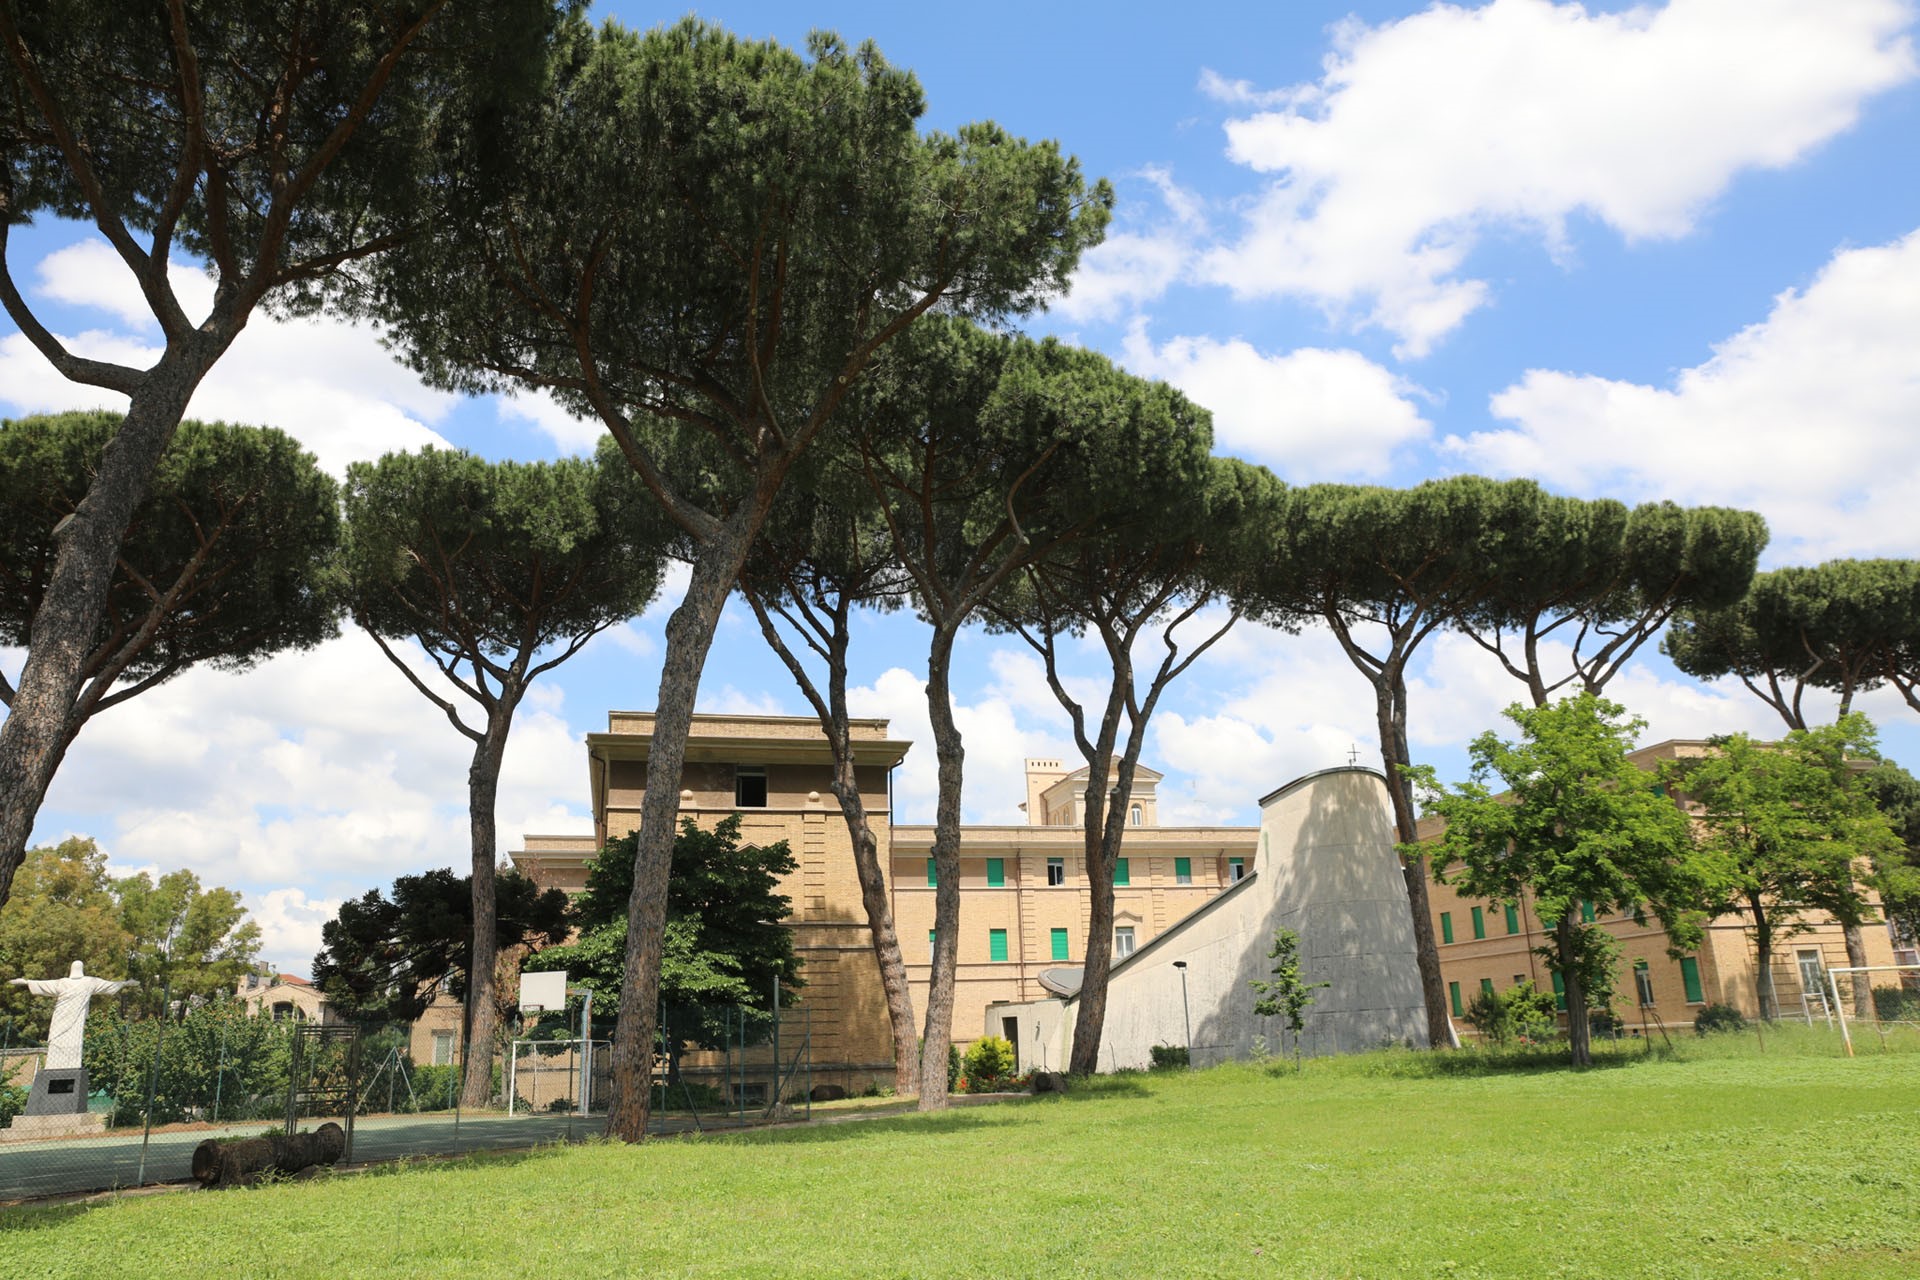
[513,713,1263,1086]
[1420,739,1914,1040]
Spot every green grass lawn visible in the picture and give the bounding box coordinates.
[4,1032,1917,1279]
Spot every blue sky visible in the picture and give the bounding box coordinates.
[5,0,1919,971]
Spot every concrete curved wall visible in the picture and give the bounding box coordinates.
[996,768,1427,1071]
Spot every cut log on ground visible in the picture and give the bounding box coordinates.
[192,1122,346,1188]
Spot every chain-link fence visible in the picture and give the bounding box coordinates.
[1,996,813,1203]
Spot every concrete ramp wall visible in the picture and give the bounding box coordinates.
[995,768,1426,1072]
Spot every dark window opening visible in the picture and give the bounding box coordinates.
[735,766,768,808]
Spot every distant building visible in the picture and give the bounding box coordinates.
[1419,739,1913,1039]
[235,972,337,1024]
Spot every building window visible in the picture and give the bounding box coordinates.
[1679,956,1703,1004]
[1505,903,1520,935]
[1448,981,1462,1018]
[1174,857,1192,885]
[1471,906,1485,940]
[1047,857,1065,886]
[1579,900,1596,924]
[1113,858,1130,887]
[926,858,937,887]
[989,929,1009,963]
[1228,857,1246,882]
[1634,961,1655,1008]
[1551,971,1567,1011]
[735,765,768,808]
[1051,928,1070,961]
[432,1032,455,1066]
[1114,926,1135,959]
[1130,804,1143,826]
[986,857,1005,888]
[1440,911,1454,945]
[929,929,936,962]
[1480,978,1495,999]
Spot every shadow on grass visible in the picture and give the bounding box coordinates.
[0,1201,94,1233]
[1286,1039,1676,1082]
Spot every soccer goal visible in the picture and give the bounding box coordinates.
[1825,965,1920,1056]
[507,1037,610,1116]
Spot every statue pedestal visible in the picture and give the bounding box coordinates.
[2,1068,106,1140]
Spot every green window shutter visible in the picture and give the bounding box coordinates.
[1440,911,1454,944]
[986,858,1004,887]
[928,929,936,959]
[1551,971,1567,1011]
[926,858,936,887]
[1113,858,1130,887]
[1504,903,1520,935]
[1229,857,1245,881]
[1680,957,1704,1003]
[1471,906,1485,940]
[989,929,1008,963]
[1449,981,1462,1018]
[1050,928,1068,961]
[1580,900,1596,924]
[1480,978,1495,998]
[1174,857,1191,884]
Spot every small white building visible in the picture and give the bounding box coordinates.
[989,767,1427,1071]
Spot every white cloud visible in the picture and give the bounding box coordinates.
[249,889,344,974]
[28,626,594,965]
[1201,0,1916,354]
[1050,168,1209,324]
[0,240,455,474]
[1119,320,1430,478]
[1457,228,1920,561]
[698,685,790,717]
[495,388,604,455]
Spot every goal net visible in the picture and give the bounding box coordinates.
[1825,965,1920,1056]
[507,1038,610,1116]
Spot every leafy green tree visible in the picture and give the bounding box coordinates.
[1412,693,1709,1066]
[0,838,130,1028]
[851,324,1211,1106]
[0,411,339,781]
[1666,560,1916,729]
[1464,979,1558,1046]
[527,816,801,1078]
[738,478,920,1093]
[83,999,295,1127]
[1858,758,1920,945]
[990,456,1283,1076]
[116,868,262,1018]
[341,445,665,1105]
[1664,715,1901,1020]
[361,17,1109,1139]
[1460,495,1765,705]
[1249,927,1329,1064]
[311,868,570,1028]
[0,0,566,913]
[1251,476,1542,1049]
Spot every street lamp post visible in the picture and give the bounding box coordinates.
[1172,961,1193,1069]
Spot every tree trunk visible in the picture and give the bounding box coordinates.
[1068,699,1130,1076]
[917,623,965,1111]
[826,750,920,1096]
[0,360,214,909]
[1557,914,1592,1067]
[1842,922,1871,1017]
[1750,892,1776,1022]
[461,713,514,1109]
[603,527,757,1142]
[1373,683,1454,1049]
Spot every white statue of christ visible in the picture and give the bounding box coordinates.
[10,961,137,1070]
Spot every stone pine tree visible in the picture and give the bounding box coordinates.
[341,445,665,1107]
[360,18,1109,1140]
[0,411,340,780]
[1459,494,1766,706]
[737,476,921,1094]
[1411,694,1709,1067]
[852,324,1212,1108]
[1249,476,1540,1048]
[0,0,566,912]
[1663,716,1900,1020]
[1666,560,1918,998]
[1666,561,1917,730]
[988,456,1285,1076]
